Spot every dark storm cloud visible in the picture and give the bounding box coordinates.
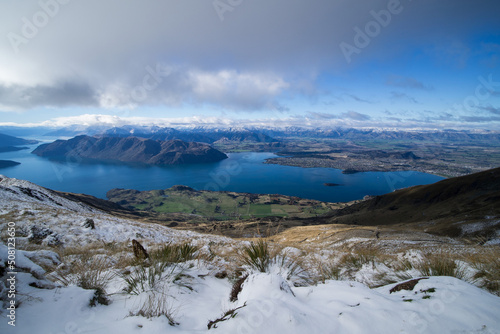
[0,0,499,110]
[0,81,98,109]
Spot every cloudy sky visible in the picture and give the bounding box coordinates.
[1,0,499,130]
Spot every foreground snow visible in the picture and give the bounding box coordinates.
[1,260,500,334]
[1,175,500,333]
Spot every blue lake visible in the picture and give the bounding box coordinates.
[0,143,445,202]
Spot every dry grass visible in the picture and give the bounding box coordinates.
[235,239,311,286]
[130,291,178,326]
[149,243,200,264]
[334,244,382,274]
[301,243,493,288]
[52,241,129,259]
[50,254,116,289]
[49,253,115,306]
[239,239,271,273]
[415,252,467,279]
[464,247,500,296]
[268,224,360,246]
[45,241,143,293]
[20,217,499,312]
[391,258,414,272]
[120,243,208,326]
[119,241,202,296]
[317,262,342,283]
[121,262,171,295]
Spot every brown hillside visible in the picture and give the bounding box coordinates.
[315,167,500,238]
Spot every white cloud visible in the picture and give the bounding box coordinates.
[0,65,290,112]
[2,112,500,131]
[188,69,289,110]
[41,114,125,127]
[91,67,290,111]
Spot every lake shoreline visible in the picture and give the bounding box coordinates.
[0,148,444,203]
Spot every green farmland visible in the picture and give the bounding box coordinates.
[107,185,338,220]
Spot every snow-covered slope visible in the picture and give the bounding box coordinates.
[1,176,500,333]
[0,175,230,247]
[2,261,500,334]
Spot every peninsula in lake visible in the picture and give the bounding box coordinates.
[32,135,228,165]
[0,160,20,168]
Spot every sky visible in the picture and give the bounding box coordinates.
[0,0,500,130]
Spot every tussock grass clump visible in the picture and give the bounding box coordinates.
[130,291,178,326]
[416,253,467,279]
[466,247,500,296]
[239,239,271,273]
[321,244,384,283]
[338,244,381,270]
[338,253,367,270]
[309,244,500,296]
[391,258,414,272]
[237,240,311,286]
[51,255,115,289]
[121,243,200,325]
[121,242,198,297]
[77,261,114,291]
[121,262,173,295]
[274,252,309,283]
[50,254,115,306]
[150,243,199,264]
[120,260,193,296]
[121,242,205,327]
[317,263,342,283]
[177,243,200,261]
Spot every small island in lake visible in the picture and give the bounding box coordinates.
[342,169,361,174]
